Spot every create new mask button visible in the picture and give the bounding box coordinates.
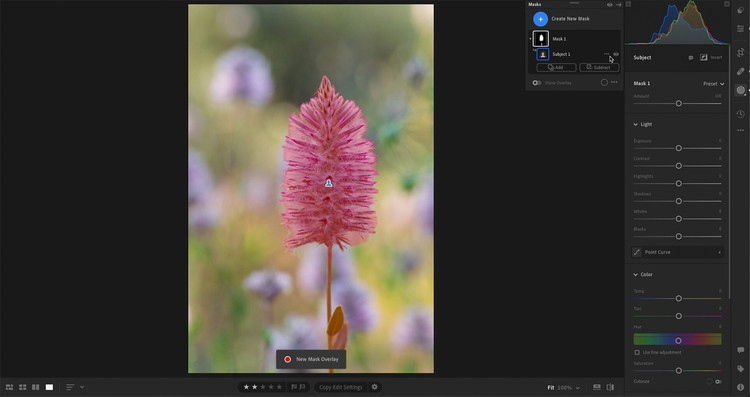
[536,63,576,72]
[276,350,346,369]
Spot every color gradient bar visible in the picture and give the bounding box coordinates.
[633,333,721,346]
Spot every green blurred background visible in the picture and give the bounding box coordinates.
[188,4,433,374]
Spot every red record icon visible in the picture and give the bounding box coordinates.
[284,355,291,363]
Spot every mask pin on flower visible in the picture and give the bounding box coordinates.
[281,76,377,373]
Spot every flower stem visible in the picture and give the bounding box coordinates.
[263,301,274,328]
[261,301,273,372]
[327,244,333,374]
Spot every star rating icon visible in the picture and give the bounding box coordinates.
[242,382,284,392]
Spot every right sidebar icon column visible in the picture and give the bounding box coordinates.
[731,0,750,395]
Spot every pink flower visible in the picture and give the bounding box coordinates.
[281,77,377,251]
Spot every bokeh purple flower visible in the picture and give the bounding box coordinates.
[297,245,356,296]
[391,307,433,352]
[416,173,433,235]
[188,202,221,232]
[323,280,379,333]
[210,46,274,105]
[270,315,324,351]
[402,54,429,88]
[188,148,214,206]
[268,315,324,372]
[189,148,220,232]
[243,269,292,302]
[382,97,408,122]
[396,250,420,275]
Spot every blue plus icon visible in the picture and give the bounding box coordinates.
[533,11,548,27]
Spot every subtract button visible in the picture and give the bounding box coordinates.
[580,63,620,72]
